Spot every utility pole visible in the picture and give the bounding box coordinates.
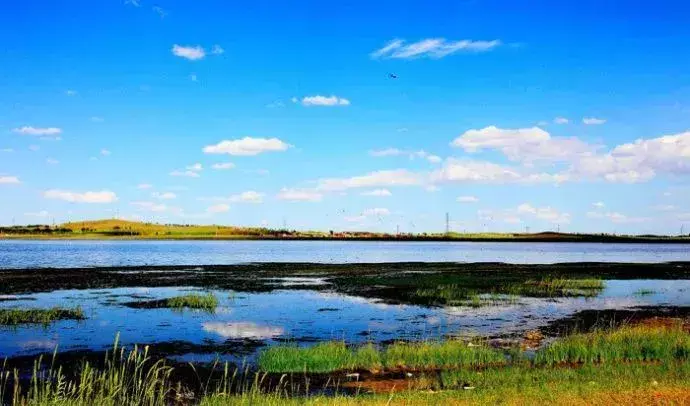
[396,224,400,235]
[445,212,450,235]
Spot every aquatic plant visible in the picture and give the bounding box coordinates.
[258,340,506,373]
[164,293,218,310]
[535,324,690,365]
[0,307,84,326]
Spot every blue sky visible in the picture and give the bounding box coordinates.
[2,0,690,234]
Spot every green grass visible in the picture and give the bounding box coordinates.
[634,288,657,296]
[2,325,690,406]
[0,307,85,326]
[515,277,605,297]
[535,324,690,365]
[258,340,506,373]
[164,293,218,310]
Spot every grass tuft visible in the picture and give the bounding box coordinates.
[0,307,85,326]
[165,293,218,310]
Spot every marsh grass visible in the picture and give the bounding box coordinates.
[165,293,218,310]
[0,307,84,326]
[516,277,605,297]
[258,340,506,373]
[535,324,690,365]
[634,288,657,296]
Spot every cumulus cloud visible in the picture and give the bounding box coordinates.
[202,322,284,339]
[44,190,117,203]
[586,211,649,224]
[46,158,59,165]
[171,44,206,60]
[13,126,62,140]
[371,38,501,59]
[553,117,569,124]
[361,189,392,197]
[431,159,568,185]
[457,196,479,203]
[137,183,153,190]
[131,201,169,212]
[300,95,350,106]
[207,204,230,213]
[186,163,203,171]
[451,126,595,163]
[370,148,441,163]
[583,117,606,125]
[0,176,21,184]
[170,170,200,178]
[593,202,605,208]
[203,191,264,204]
[277,188,323,202]
[212,162,235,170]
[203,137,289,156]
[211,44,224,55]
[1,148,14,153]
[65,90,77,96]
[318,169,421,191]
[101,149,111,156]
[517,203,571,224]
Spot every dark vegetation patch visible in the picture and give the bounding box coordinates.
[1,262,688,309]
[0,307,85,326]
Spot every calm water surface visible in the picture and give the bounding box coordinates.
[1,240,689,268]
[1,280,688,361]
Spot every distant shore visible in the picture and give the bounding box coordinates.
[1,219,689,243]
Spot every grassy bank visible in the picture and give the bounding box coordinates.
[0,307,85,326]
[259,324,689,373]
[1,324,689,405]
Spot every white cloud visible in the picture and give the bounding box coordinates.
[171,44,206,60]
[152,6,167,18]
[137,183,153,190]
[152,192,177,200]
[300,95,350,106]
[553,117,569,125]
[451,126,595,163]
[65,90,77,96]
[593,202,605,208]
[13,126,62,140]
[203,191,264,204]
[170,170,200,178]
[457,196,479,203]
[0,176,21,184]
[202,322,284,339]
[1,148,14,153]
[586,211,649,224]
[190,74,198,82]
[277,188,323,202]
[131,201,170,212]
[361,189,392,197]
[653,204,676,212]
[211,44,224,55]
[231,191,263,203]
[431,159,568,184]
[207,204,230,213]
[46,158,59,165]
[186,163,203,171]
[44,190,117,203]
[29,145,40,151]
[318,169,421,191]
[369,148,404,157]
[203,137,289,156]
[583,117,606,125]
[124,0,140,6]
[370,148,441,164]
[363,208,390,216]
[371,38,501,59]
[572,131,690,183]
[517,203,571,224]
[101,149,111,156]
[212,162,235,170]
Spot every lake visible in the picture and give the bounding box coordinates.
[1,240,689,269]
